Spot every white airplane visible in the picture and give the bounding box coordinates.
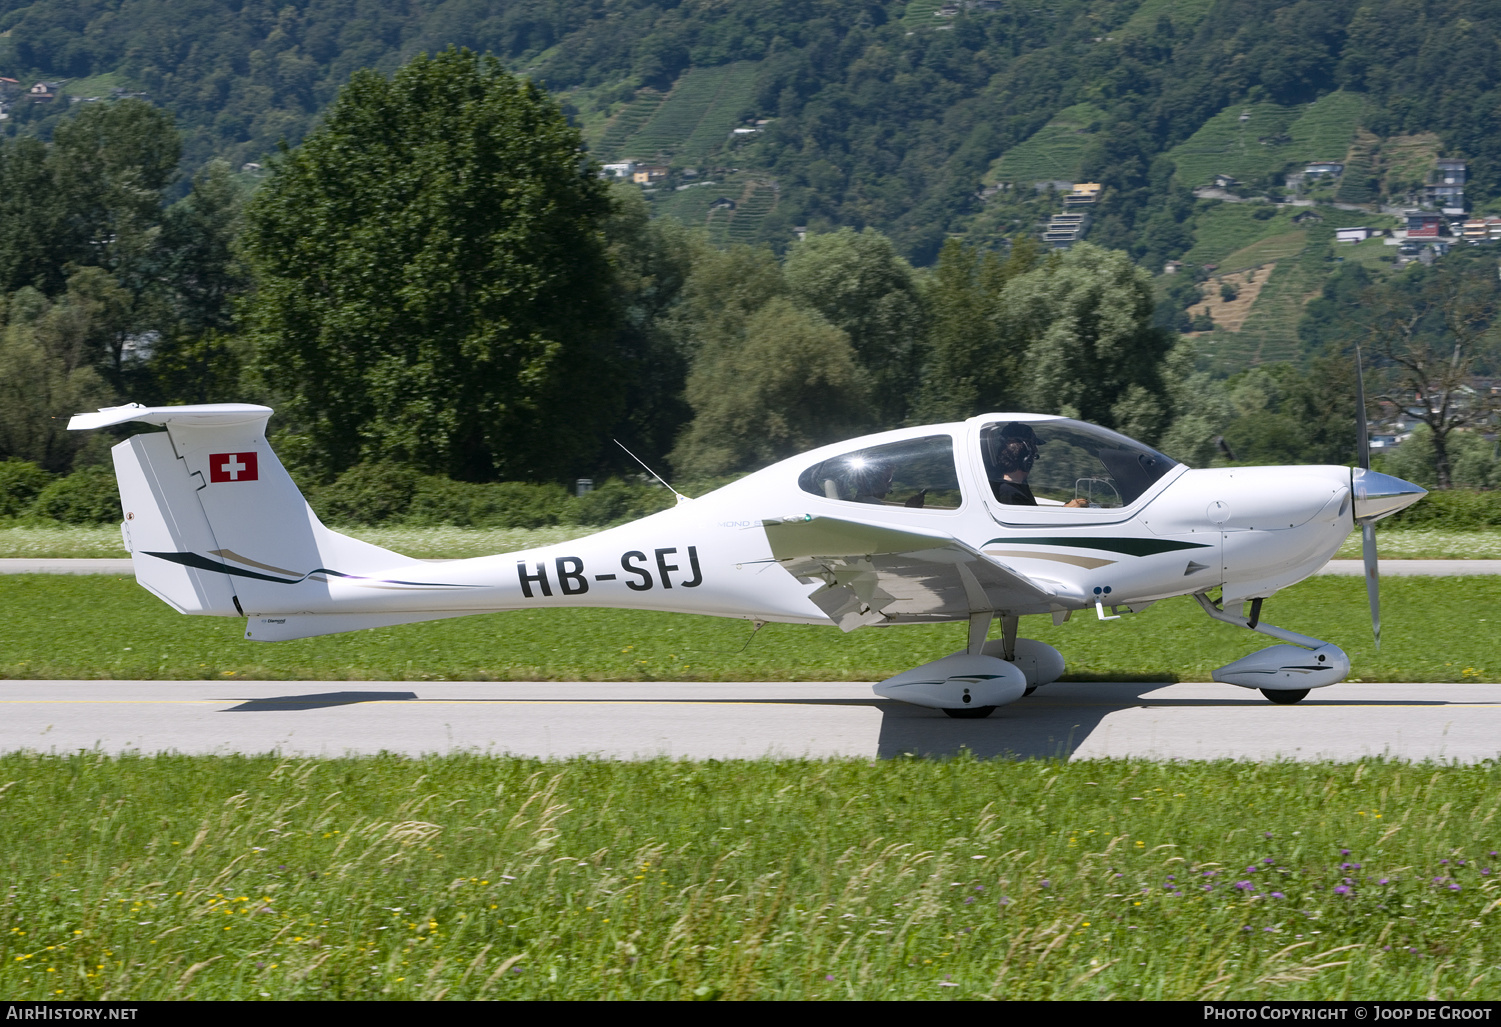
[70,402,1425,715]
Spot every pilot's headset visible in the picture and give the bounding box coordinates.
[989,423,1040,475]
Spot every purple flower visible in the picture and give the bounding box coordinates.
[1482,869,1491,876]
[1341,849,1350,856]
[826,975,835,982]
[975,885,985,892]
[1242,925,1253,932]
[1235,881,1254,891]
[1440,859,1450,866]
[964,897,975,905]
[1334,885,1351,895]
[1378,878,1390,886]
[1264,927,1275,933]
[1270,892,1286,899]
[1166,876,1175,882]
[1450,883,1462,891]
[1263,857,1274,864]
[1039,880,1050,889]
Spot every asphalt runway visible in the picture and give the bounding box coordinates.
[3,679,1499,763]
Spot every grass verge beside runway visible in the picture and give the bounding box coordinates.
[2,574,1498,682]
[1,753,1498,1000]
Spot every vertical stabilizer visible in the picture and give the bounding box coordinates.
[72,404,415,617]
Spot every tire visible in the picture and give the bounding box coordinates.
[1261,689,1310,705]
[943,705,997,719]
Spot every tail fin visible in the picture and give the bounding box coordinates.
[70,403,413,617]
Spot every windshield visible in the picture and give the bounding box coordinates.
[798,435,962,510]
[979,420,1178,508]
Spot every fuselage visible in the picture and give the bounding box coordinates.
[277,415,1359,628]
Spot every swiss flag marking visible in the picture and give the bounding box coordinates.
[209,452,259,483]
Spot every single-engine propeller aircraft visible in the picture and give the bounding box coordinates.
[71,402,1425,716]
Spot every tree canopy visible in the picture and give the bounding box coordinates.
[243,47,619,481]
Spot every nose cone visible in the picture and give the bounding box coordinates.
[1352,468,1427,523]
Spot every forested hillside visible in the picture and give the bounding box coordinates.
[2,1,1499,515]
[7,0,1501,262]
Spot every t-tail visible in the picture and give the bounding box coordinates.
[69,403,464,640]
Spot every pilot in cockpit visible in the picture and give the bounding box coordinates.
[989,423,1087,507]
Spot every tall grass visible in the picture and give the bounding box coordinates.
[3,754,1499,1000]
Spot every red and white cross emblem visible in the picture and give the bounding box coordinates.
[209,452,259,483]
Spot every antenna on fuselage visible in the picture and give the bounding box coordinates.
[614,439,691,504]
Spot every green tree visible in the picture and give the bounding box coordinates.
[598,185,700,470]
[783,228,926,426]
[670,297,869,476]
[1356,254,1500,490]
[912,236,1041,423]
[999,243,1173,441]
[243,48,618,482]
[0,287,113,472]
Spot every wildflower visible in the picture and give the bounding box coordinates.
[1334,885,1351,895]
[825,975,835,982]
[1270,892,1286,899]
[1234,881,1254,892]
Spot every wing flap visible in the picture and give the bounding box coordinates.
[762,514,1062,629]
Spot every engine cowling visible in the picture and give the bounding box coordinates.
[874,653,1028,710]
[1213,643,1350,691]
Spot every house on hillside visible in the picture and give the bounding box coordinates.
[1336,227,1376,243]
[27,81,61,101]
[632,165,669,185]
[1426,158,1466,209]
[709,196,736,210]
[1063,182,1101,206]
[1213,173,1238,189]
[1304,161,1344,179]
[601,161,637,180]
[1406,210,1446,234]
[1042,212,1089,248]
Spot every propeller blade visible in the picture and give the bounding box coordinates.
[1355,343,1378,648]
[1354,342,1371,471]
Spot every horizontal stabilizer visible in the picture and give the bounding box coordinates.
[246,611,478,642]
[68,403,273,432]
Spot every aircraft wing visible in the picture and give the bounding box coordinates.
[761,514,1065,630]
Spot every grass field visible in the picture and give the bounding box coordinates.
[3,753,1500,999]
[1169,92,1363,192]
[1117,0,1215,36]
[2,573,1498,683]
[985,103,1105,185]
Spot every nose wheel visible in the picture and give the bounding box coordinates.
[1261,689,1309,705]
[943,706,997,719]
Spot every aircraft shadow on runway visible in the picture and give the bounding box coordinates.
[211,685,1463,760]
[222,691,420,711]
[871,684,1462,761]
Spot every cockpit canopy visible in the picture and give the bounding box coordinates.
[797,434,962,510]
[980,419,1177,508]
